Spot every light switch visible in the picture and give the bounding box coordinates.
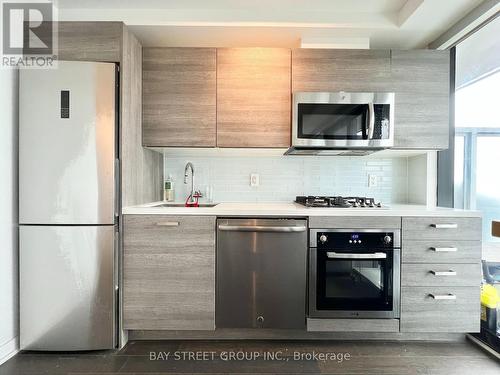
[250,173,260,187]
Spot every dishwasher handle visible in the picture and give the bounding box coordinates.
[218,224,307,233]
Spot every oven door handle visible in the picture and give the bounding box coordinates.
[326,252,387,259]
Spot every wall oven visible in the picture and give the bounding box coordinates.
[287,92,394,155]
[309,229,401,319]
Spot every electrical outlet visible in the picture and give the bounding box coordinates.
[250,173,260,187]
[368,174,378,188]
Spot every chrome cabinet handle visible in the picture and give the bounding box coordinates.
[430,270,457,276]
[156,221,180,227]
[326,252,387,259]
[429,293,456,300]
[430,223,458,229]
[218,225,306,233]
[430,247,458,252]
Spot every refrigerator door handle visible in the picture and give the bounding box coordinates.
[114,158,120,218]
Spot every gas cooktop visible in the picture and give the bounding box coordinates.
[295,196,384,208]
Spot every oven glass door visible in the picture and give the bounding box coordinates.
[298,103,369,140]
[316,248,394,311]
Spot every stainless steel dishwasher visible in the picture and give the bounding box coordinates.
[217,218,308,329]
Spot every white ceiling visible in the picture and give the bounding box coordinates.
[56,0,485,48]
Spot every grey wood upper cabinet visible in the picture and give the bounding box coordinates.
[217,48,291,147]
[142,48,217,147]
[292,48,450,150]
[391,50,450,149]
[292,49,391,92]
[44,22,123,62]
[123,215,216,330]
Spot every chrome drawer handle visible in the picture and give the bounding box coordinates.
[430,270,457,276]
[429,293,456,300]
[430,223,458,229]
[326,252,387,259]
[430,247,458,252]
[156,221,179,227]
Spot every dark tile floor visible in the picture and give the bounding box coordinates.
[0,339,499,375]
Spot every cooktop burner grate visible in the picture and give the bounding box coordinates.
[295,196,383,208]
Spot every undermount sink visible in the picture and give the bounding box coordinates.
[154,203,218,208]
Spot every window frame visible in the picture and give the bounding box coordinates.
[454,128,500,210]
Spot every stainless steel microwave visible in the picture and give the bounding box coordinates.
[286,92,395,155]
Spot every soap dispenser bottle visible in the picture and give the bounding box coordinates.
[164,175,175,202]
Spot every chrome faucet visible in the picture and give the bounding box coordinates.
[184,162,195,204]
[184,162,202,205]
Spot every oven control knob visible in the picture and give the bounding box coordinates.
[384,235,392,244]
[319,235,328,243]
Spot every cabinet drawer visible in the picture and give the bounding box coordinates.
[402,240,481,263]
[123,215,215,252]
[309,216,401,229]
[402,217,481,240]
[402,263,480,287]
[400,286,480,333]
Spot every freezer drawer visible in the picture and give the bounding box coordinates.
[216,218,308,329]
[20,225,116,350]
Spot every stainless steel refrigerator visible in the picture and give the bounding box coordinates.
[19,61,118,350]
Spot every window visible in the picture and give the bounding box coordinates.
[453,18,500,260]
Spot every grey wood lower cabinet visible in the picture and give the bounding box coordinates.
[401,215,481,333]
[402,240,481,264]
[401,263,481,287]
[123,215,216,330]
[400,286,480,333]
[402,217,482,241]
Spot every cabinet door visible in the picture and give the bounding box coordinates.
[217,48,291,147]
[292,49,391,92]
[142,48,216,147]
[391,50,450,149]
[123,215,216,330]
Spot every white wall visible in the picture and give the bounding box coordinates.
[164,155,409,204]
[0,69,19,364]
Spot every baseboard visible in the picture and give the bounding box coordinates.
[128,329,466,342]
[0,337,19,366]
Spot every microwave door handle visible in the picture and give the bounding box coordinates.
[367,103,375,139]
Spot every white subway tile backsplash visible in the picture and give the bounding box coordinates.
[164,155,409,204]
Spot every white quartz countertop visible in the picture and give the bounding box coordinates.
[122,202,481,217]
